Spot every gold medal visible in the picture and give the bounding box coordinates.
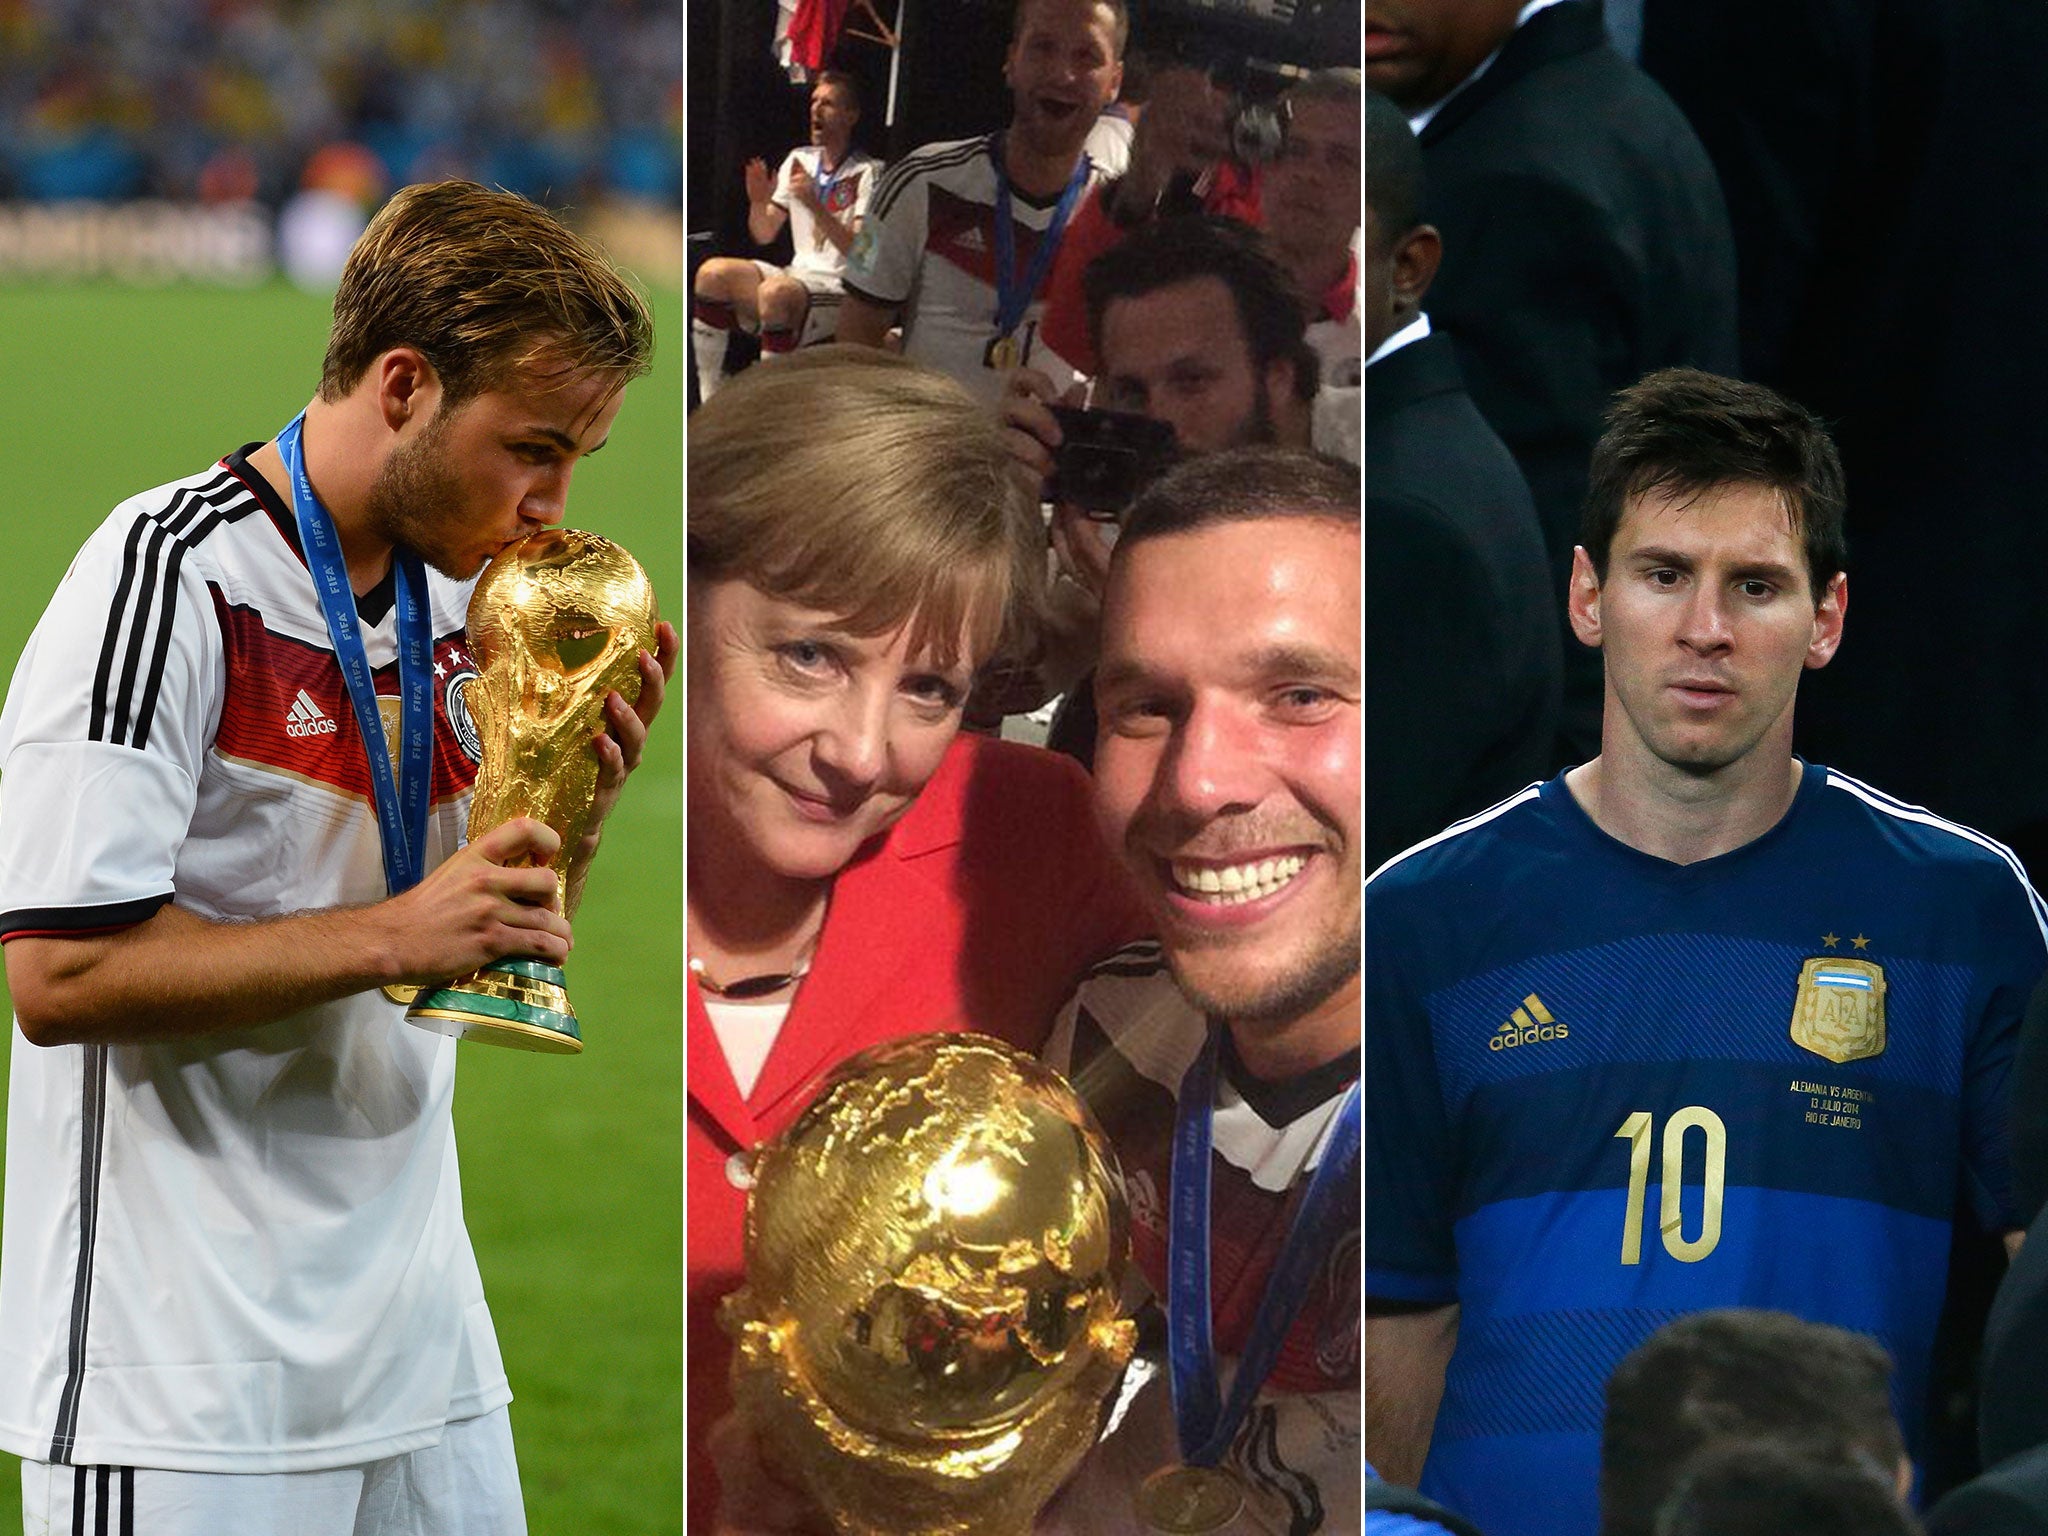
[985,333,1021,370]
[382,984,423,1006]
[1135,1465,1243,1533]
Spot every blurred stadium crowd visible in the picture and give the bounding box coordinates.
[0,0,681,209]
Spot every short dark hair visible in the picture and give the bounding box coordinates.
[1012,0,1129,57]
[1654,1441,1913,1536]
[1118,446,1358,556]
[1601,1311,1904,1536]
[1582,368,1848,601]
[1365,88,1424,244]
[814,69,861,112]
[1084,215,1317,403]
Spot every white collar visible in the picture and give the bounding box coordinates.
[1365,312,1432,370]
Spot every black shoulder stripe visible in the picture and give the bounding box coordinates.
[130,494,253,749]
[88,516,152,743]
[869,138,986,223]
[88,473,254,749]
[868,136,990,226]
[108,517,174,748]
[128,536,189,751]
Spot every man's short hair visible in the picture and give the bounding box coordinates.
[1084,215,1318,403]
[1365,88,1424,244]
[815,68,861,113]
[1582,368,1848,601]
[1119,446,1359,556]
[1012,0,1129,57]
[321,180,653,409]
[1601,1310,1904,1536]
[1654,1441,1914,1536]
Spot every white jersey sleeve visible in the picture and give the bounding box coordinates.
[0,492,227,936]
[842,152,931,308]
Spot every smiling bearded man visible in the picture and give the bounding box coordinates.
[1038,447,1361,1536]
[834,0,1124,403]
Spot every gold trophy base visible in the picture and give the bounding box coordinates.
[405,958,583,1054]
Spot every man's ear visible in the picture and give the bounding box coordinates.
[1805,570,1847,670]
[1392,224,1442,315]
[1566,545,1604,649]
[372,347,440,435]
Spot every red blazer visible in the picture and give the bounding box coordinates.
[686,734,1147,1527]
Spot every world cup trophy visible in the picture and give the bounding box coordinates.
[407,527,658,1053]
[722,1032,1137,1535]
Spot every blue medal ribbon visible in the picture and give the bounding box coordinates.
[813,149,845,220]
[277,412,436,895]
[990,132,1091,343]
[1166,1030,1361,1468]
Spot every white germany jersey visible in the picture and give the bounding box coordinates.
[842,133,1102,405]
[0,450,506,1473]
[774,144,882,285]
[1041,948,1360,1536]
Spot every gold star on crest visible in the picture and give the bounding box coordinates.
[1852,934,1871,950]
[1821,932,1840,949]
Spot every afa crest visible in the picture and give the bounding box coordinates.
[1791,958,1886,1064]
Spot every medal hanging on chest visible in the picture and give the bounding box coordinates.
[1140,1031,1360,1533]
[811,151,845,251]
[1136,1463,1245,1533]
[984,132,1090,371]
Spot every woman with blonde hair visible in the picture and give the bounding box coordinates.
[685,346,1145,1529]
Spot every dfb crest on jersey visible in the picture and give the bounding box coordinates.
[1790,957,1886,1064]
[444,669,482,763]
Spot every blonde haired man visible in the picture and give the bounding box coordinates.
[0,181,675,1534]
[691,72,881,399]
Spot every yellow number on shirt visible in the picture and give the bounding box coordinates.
[1614,1106,1727,1265]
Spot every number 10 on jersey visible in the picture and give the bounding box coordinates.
[1614,1106,1727,1264]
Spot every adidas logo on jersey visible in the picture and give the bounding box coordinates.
[952,225,988,254]
[284,689,339,739]
[1490,992,1568,1050]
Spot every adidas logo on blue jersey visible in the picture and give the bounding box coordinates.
[1490,992,1569,1050]
[284,688,338,739]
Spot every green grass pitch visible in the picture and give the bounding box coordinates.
[0,281,683,1534]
